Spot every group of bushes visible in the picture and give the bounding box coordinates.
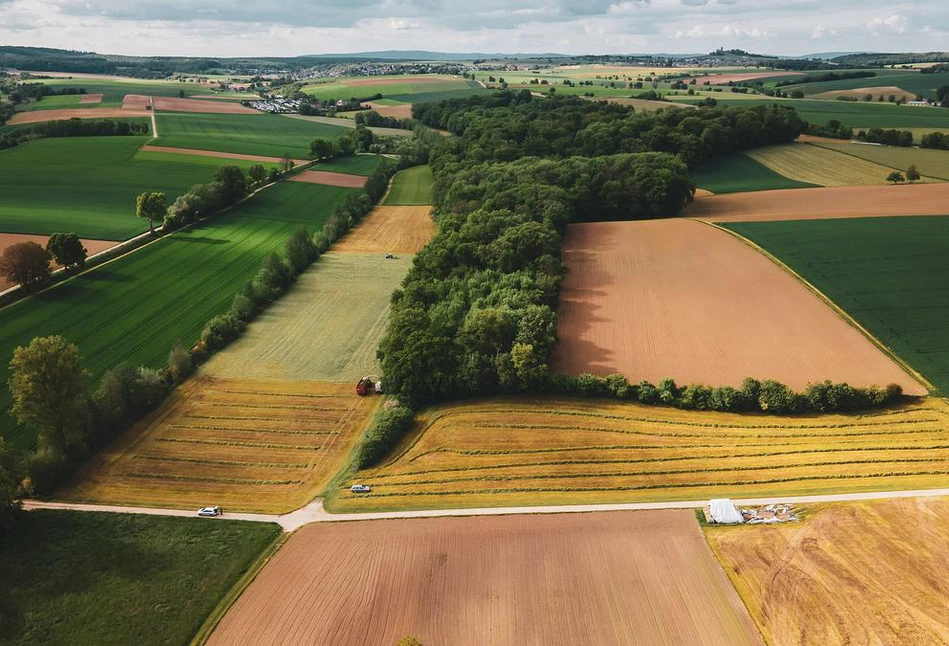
[0,118,149,150]
[162,165,252,230]
[354,110,415,131]
[855,128,914,147]
[355,406,415,468]
[544,373,904,415]
[309,126,374,160]
[805,119,853,140]
[921,132,949,150]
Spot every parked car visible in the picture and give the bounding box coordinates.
[197,506,222,517]
[350,484,372,493]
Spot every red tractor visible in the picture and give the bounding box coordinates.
[356,376,381,396]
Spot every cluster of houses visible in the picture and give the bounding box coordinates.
[245,96,308,114]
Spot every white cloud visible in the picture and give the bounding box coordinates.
[811,25,839,39]
[676,23,776,40]
[867,14,908,35]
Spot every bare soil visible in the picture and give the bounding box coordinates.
[210,510,762,645]
[77,93,103,104]
[334,206,434,253]
[7,108,150,125]
[151,96,256,114]
[687,183,949,223]
[365,101,413,119]
[121,94,151,109]
[551,219,925,393]
[139,145,307,165]
[689,71,803,84]
[288,170,367,188]
[0,234,119,291]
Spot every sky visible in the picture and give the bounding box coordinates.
[0,0,945,58]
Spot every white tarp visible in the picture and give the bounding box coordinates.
[709,499,744,524]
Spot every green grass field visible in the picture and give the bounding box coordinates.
[383,164,433,204]
[0,137,253,240]
[386,86,486,104]
[0,180,356,451]
[312,154,383,176]
[0,510,279,646]
[154,113,348,158]
[779,70,949,100]
[37,78,203,103]
[299,75,475,101]
[726,216,949,394]
[690,153,817,193]
[807,141,949,181]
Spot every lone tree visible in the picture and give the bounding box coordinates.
[886,171,905,185]
[0,241,51,290]
[309,138,336,160]
[906,164,921,183]
[46,232,87,271]
[248,163,267,186]
[136,191,166,235]
[8,335,90,457]
[212,165,248,204]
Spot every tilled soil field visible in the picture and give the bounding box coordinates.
[707,497,949,645]
[152,96,257,114]
[333,206,434,253]
[687,183,949,222]
[210,510,762,645]
[551,219,924,393]
[7,107,150,125]
[289,170,368,188]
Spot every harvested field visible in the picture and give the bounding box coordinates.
[333,397,949,512]
[687,183,949,222]
[7,107,150,125]
[808,140,949,181]
[365,101,413,119]
[204,252,413,382]
[334,206,434,253]
[551,219,924,393]
[288,170,367,188]
[77,93,103,104]
[121,94,151,108]
[745,142,922,187]
[59,377,377,513]
[0,234,119,291]
[690,71,802,84]
[152,96,256,114]
[814,86,918,102]
[138,144,307,166]
[706,497,949,645]
[210,510,762,645]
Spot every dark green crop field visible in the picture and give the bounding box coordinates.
[312,153,384,176]
[0,181,356,451]
[779,70,949,101]
[0,510,280,646]
[690,153,817,194]
[383,164,433,204]
[0,137,251,240]
[155,112,349,158]
[725,215,949,394]
[38,78,203,104]
[386,84,487,104]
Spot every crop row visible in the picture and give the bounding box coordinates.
[156,437,318,451]
[133,454,309,469]
[123,472,302,486]
[169,424,335,436]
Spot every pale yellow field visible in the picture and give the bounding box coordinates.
[330,396,949,512]
[60,377,378,513]
[746,142,936,186]
[706,497,949,645]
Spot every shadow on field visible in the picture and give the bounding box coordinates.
[93,270,135,283]
[173,235,229,245]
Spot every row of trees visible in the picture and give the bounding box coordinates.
[309,125,374,160]
[0,118,149,150]
[353,110,415,131]
[160,165,251,231]
[0,233,88,291]
[921,132,949,150]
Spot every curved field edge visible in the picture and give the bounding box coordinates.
[690,152,818,194]
[326,395,949,513]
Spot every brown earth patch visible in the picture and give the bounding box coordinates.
[289,170,367,188]
[365,101,413,119]
[77,93,103,104]
[210,510,762,645]
[687,183,949,223]
[690,71,803,85]
[7,108,150,125]
[152,96,256,114]
[139,145,307,166]
[334,205,434,254]
[0,234,119,291]
[551,218,925,393]
[707,497,949,645]
[121,94,151,109]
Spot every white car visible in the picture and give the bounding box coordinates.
[350,484,372,493]
[197,506,222,517]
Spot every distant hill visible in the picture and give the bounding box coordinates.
[308,51,568,61]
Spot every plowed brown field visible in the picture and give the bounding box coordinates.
[121,94,151,108]
[707,497,949,645]
[78,93,103,104]
[365,101,413,119]
[687,183,949,222]
[690,71,802,84]
[289,170,367,188]
[551,219,924,393]
[7,107,150,125]
[0,233,119,291]
[139,145,307,165]
[210,510,762,645]
[152,96,256,114]
[59,377,377,513]
[334,205,434,253]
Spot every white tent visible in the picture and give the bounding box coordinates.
[709,499,744,524]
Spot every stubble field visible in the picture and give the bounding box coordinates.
[59,378,377,513]
[706,497,949,645]
[332,397,949,512]
[550,219,923,393]
[333,206,434,253]
[745,142,922,187]
[209,510,762,645]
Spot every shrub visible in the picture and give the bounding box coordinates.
[201,313,246,351]
[657,377,678,405]
[576,373,606,397]
[604,373,631,399]
[284,228,317,274]
[167,342,192,384]
[637,381,660,404]
[758,379,800,413]
[356,406,415,469]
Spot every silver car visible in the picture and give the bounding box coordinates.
[350,484,372,493]
[197,506,222,517]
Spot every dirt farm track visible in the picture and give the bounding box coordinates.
[551,219,925,394]
[209,510,762,645]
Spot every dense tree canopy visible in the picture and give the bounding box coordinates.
[0,241,51,290]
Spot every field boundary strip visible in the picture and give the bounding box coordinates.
[803,140,949,182]
[696,219,934,393]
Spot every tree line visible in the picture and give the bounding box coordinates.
[0,118,149,150]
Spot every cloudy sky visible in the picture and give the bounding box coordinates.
[0,0,944,57]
